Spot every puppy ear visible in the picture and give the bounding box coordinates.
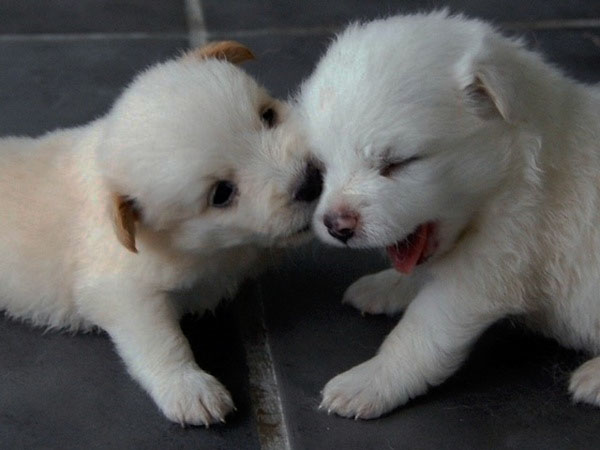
[463,70,514,122]
[111,194,139,253]
[457,38,523,124]
[185,41,255,65]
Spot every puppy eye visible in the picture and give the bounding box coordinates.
[260,107,277,128]
[210,181,237,207]
[380,156,420,177]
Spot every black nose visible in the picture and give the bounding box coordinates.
[294,162,323,203]
[323,212,357,244]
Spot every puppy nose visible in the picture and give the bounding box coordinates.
[323,211,358,243]
[293,162,323,203]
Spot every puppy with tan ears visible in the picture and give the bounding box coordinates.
[0,41,321,426]
[297,11,600,419]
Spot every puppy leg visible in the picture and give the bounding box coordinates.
[321,280,506,419]
[83,285,234,426]
[343,268,423,316]
[570,356,600,406]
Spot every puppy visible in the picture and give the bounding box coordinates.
[297,11,600,419]
[0,41,321,426]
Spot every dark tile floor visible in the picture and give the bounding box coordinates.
[202,0,600,32]
[1,2,600,449]
[0,0,187,34]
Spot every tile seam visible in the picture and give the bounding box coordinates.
[0,18,599,43]
[235,288,292,450]
[0,32,186,41]
[207,19,600,39]
[184,0,207,46]
[504,18,600,30]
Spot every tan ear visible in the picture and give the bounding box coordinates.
[185,41,255,64]
[112,194,139,253]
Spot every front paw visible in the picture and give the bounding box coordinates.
[343,271,409,316]
[156,367,235,426]
[320,357,417,419]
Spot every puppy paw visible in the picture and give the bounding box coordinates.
[570,357,600,407]
[320,357,411,419]
[343,270,412,316]
[156,367,235,426]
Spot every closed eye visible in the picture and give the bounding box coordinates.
[380,155,421,177]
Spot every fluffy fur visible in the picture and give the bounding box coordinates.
[297,11,600,419]
[0,41,319,426]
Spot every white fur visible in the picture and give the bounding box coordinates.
[297,11,600,419]
[0,47,315,426]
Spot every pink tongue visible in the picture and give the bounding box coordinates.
[386,224,430,274]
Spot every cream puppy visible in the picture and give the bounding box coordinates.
[0,41,321,426]
[297,11,600,419]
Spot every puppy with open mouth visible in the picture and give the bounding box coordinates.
[297,11,600,419]
[0,41,322,426]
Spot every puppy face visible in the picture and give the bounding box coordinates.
[298,13,522,273]
[99,42,321,254]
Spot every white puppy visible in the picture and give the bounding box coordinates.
[297,11,600,419]
[0,41,322,426]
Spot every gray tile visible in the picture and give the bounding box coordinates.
[0,306,260,450]
[0,0,187,34]
[259,243,600,450]
[0,39,188,136]
[226,33,331,100]
[203,0,600,33]
[526,29,600,84]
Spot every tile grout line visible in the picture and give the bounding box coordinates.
[504,18,600,30]
[0,32,187,41]
[234,286,292,450]
[0,18,599,43]
[208,19,600,39]
[184,0,207,47]
[208,25,340,39]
